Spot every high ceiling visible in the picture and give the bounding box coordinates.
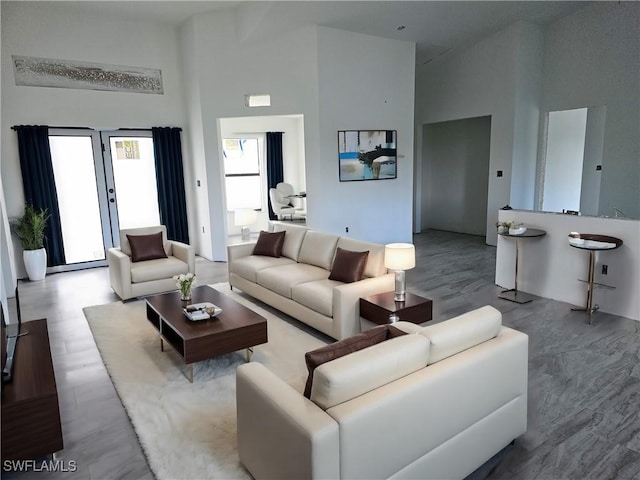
[32,1,591,65]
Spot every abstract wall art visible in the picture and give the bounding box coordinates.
[12,55,163,94]
[338,130,397,182]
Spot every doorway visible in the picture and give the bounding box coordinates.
[47,129,160,272]
[421,116,491,236]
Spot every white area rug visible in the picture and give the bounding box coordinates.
[84,283,327,479]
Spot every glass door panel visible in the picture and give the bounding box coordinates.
[105,135,160,231]
[48,133,110,267]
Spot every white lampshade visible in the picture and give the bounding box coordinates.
[234,209,257,227]
[384,243,416,271]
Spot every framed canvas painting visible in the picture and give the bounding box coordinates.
[338,130,397,182]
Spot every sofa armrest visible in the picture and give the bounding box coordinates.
[107,248,132,300]
[227,242,257,262]
[169,240,195,273]
[236,363,339,480]
[332,273,395,339]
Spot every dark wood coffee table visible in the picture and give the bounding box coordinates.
[145,285,268,382]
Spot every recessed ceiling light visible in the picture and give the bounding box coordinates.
[397,25,406,31]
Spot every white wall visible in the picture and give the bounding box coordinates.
[179,12,320,261]
[542,2,640,220]
[181,15,416,260]
[496,210,639,321]
[415,22,543,246]
[1,2,192,264]
[179,18,212,259]
[422,116,491,236]
[316,27,415,244]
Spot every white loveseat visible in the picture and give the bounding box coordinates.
[227,222,394,340]
[236,305,528,480]
[107,225,195,301]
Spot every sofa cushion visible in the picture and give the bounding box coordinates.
[127,232,168,262]
[130,256,188,283]
[120,226,170,257]
[229,255,295,283]
[304,325,393,398]
[256,263,329,299]
[272,223,308,261]
[329,248,369,283]
[298,231,340,270]
[310,334,430,410]
[336,237,386,278]
[291,279,340,317]
[253,230,285,257]
[419,305,502,364]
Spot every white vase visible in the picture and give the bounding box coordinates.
[23,248,47,281]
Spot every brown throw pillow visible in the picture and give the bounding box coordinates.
[329,248,369,283]
[303,325,389,398]
[253,230,286,257]
[127,232,167,262]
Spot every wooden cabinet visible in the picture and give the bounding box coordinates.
[1,319,63,460]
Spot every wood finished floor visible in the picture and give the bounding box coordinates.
[3,229,639,479]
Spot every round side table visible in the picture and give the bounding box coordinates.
[498,228,547,304]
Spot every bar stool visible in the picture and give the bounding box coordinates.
[568,233,623,323]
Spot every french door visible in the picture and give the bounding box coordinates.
[47,129,160,272]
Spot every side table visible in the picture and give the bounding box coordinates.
[498,228,547,304]
[360,291,433,326]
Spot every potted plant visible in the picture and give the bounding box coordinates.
[11,204,50,281]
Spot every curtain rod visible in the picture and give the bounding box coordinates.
[11,126,182,132]
[11,125,93,131]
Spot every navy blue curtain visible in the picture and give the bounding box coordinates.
[266,132,284,220]
[14,125,66,267]
[151,127,189,244]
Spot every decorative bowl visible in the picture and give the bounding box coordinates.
[509,225,527,235]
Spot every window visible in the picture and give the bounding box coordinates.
[223,138,263,211]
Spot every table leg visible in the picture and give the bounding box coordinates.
[160,337,164,352]
[499,237,535,303]
[572,250,598,323]
[189,364,194,383]
[246,348,253,363]
[514,237,520,293]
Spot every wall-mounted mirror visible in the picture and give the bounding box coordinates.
[536,105,636,219]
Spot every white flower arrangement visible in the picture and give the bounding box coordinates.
[174,272,196,299]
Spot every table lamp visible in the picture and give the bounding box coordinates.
[234,209,257,241]
[384,243,416,302]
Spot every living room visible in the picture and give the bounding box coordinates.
[1,1,639,479]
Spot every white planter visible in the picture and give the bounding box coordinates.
[23,248,47,281]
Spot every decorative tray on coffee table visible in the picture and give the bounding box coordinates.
[183,302,223,321]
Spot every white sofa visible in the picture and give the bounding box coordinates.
[227,222,395,340]
[236,305,528,480]
[107,225,195,301]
